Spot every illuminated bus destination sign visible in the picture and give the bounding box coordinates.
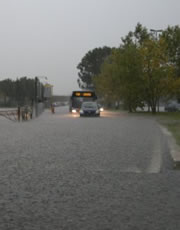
[73,92,93,97]
[83,92,92,97]
[75,92,81,96]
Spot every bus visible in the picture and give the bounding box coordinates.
[69,91,97,113]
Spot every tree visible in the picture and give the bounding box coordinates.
[80,23,180,114]
[162,25,180,77]
[95,45,144,112]
[118,45,144,112]
[94,49,122,106]
[77,46,112,89]
[121,23,150,47]
[0,77,35,106]
[14,77,36,105]
[95,37,180,114]
[0,79,14,105]
[140,38,180,113]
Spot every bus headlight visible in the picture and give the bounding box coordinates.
[96,109,100,114]
[80,109,84,114]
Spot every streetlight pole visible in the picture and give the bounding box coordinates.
[150,29,163,40]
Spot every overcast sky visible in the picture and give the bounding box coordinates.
[0,0,179,95]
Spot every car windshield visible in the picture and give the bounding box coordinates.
[82,103,97,109]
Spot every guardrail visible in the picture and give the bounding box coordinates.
[0,109,18,121]
[0,106,33,122]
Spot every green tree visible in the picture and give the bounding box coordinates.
[15,77,35,105]
[77,46,112,89]
[95,45,144,112]
[162,25,180,77]
[94,49,122,106]
[95,37,180,114]
[0,79,14,105]
[118,45,144,112]
[140,38,180,113]
[121,23,150,47]
[0,77,35,106]
[79,23,180,114]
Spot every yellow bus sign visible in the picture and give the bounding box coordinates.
[83,92,92,97]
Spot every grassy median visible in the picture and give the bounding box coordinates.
[156,112,180,146]
[132,111,180,146]
[108,108,180,146]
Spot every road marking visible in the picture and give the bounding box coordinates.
[159,125,180,169]
[146,135,162,173]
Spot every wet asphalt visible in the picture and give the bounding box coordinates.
[0,106,179,230]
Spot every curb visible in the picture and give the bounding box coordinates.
[159,125,180,169]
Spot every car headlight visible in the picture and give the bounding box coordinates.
[72,109,77,113]
[100,107,104,112]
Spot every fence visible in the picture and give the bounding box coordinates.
[0,102,45,122]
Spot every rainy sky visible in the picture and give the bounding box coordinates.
[0,0,179,95]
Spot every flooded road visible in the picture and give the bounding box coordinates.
[0,106,179,230]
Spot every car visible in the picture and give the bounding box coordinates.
[80,101,100,117]
[164,102,180,112]
[98,104,104,112]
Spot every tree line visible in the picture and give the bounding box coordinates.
[0,77,36,107]
[77,23,180,113]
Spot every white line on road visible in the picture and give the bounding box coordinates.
[146,135,162,173]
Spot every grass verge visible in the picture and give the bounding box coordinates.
[107,109,180,147]
[156,112,180,146]
[134,111,180,146]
